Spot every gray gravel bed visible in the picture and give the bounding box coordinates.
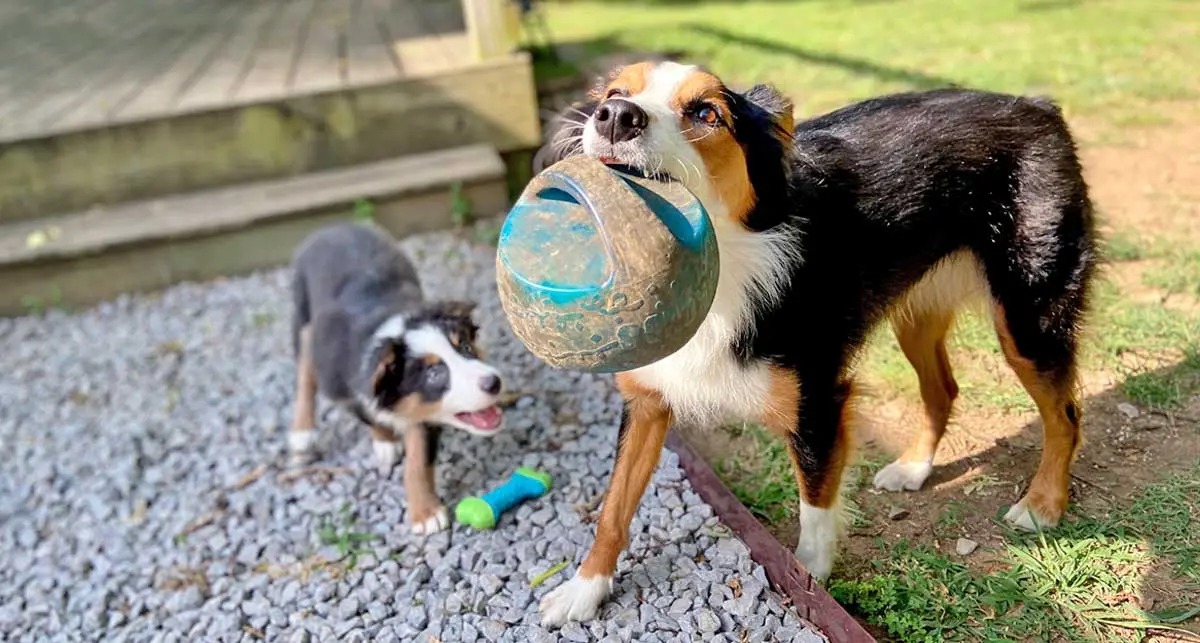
[0,227,827,643]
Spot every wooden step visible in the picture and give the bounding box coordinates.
[0,144,508,316]
[0,51,540,225]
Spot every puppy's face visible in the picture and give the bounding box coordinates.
[572,61,796,230]
[367,302,504,436]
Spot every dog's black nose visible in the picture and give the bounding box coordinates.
[480,374,502,395]
[594,99,648,143]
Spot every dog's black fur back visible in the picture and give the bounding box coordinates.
[738,89,1096,381]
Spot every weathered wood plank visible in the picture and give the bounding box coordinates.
[175,0,284,111]
[55,8,241,131]
[347,0,402,85]
[113,7,246,121]
[289,1,347,94]
[235,0,319,103]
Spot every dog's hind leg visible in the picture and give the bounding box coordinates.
[873,310,958,492]
[993,303,1084,531]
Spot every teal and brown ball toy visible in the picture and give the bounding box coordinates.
[496,156,719,373]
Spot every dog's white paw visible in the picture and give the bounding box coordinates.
[410,506,449,536]
[372,439,400,473]
[872,459,933,492]
[795,502,837,581]
[1003,499,1059,532]
[539,573,613,627]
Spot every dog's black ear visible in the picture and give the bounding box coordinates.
[737,84,795,142]
[369,338,408,409]
[423,300,479,338]
[426,299,476,323]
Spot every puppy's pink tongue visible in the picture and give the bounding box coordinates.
[456,406,503,431]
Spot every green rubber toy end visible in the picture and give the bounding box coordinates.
[454,497,496,530]
[515,466,552,492]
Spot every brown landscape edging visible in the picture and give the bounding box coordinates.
[665,431,877,643]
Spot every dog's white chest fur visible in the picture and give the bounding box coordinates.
[629,211,798,424]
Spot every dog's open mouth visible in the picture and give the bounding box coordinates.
[455,406,503,431]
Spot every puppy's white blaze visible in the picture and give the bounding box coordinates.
[539,574,614,627]
[404,325,502,431]
[873,458,934,492]
[372,314,407,341]
[288,429,315,454]
[795,501,838,580]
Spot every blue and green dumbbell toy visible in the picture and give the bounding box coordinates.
[455,467,553,530]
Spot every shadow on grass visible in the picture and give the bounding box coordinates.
[534,23,961,96]
[684,24,960,90]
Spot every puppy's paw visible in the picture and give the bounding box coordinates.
[372,439,400,473]
[409,505,450,536]
[288,430,317,466]
[539,573,613,628]
[872,459,933,492]
[1003,496,1062,532]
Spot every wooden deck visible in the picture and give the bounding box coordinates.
[0,0,486,142]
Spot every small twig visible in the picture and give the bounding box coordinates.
[276,466,351,485]
[233,464,269,490]
[1149,409,1200,424]
[178,510,224,537]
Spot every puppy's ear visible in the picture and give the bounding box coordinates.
[426,299,476,323]
[370,339,408,409]
[737,84,795,141]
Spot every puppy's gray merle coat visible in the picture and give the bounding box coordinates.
[289,223,504,534]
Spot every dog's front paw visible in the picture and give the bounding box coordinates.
[539,573,613,628]
[409,505,450,536]
[872,459,933,492]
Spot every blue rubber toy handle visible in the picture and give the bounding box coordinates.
[482,469,549,518]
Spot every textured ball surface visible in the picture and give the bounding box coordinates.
[496,156,719,372]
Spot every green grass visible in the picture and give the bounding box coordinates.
[543,0,1200,131]
[830,465,1200,642]
[315,502,379,571]
[718,423,799,524]
[1143,248,1200,298]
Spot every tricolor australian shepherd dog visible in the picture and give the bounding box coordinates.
[288,223,505,535]
[534,62,1097,626]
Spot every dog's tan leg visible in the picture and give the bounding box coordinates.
[539,374,672,627]
[403,425,448,535]
[289,325,318,464]
[873,311,958,492]
[995,308,1082,530]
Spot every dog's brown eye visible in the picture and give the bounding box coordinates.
[605,88,627,99]
[696,105,720,126]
